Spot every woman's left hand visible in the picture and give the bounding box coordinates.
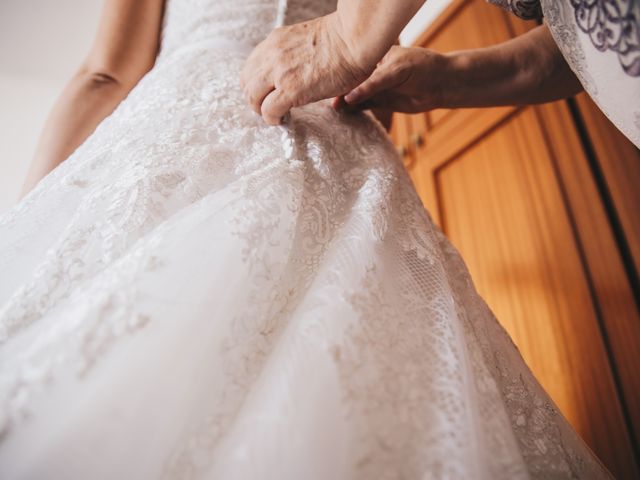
[240,13,372,125]
[338,46,448,113]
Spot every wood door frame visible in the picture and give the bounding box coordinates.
[392,0,640,474]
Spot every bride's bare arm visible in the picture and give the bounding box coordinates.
[20,0,165,197]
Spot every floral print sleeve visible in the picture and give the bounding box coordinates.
[487,0,543,19]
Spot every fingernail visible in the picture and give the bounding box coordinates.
[344,91,359,104]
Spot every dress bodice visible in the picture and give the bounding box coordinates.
[158,0,337,58]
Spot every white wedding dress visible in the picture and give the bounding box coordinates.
[0,0,613,478]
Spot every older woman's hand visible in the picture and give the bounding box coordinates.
[240,13,372,125]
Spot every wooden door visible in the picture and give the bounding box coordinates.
[391,1,640,478]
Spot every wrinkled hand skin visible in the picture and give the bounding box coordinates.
[341,46,448,113]
[240,13,372,125]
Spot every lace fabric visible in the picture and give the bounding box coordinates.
[0,0,612,478]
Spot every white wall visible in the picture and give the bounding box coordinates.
[0,0,450,214]
[400,0,453,46]
[0,0,103,213]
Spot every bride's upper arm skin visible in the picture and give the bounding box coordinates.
[79,0,165,88]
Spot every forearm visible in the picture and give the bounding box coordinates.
[20,0,164,197]
[335,0,425,71]
[21,70,131,196]
[440,25,582,109]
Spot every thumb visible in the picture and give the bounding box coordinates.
[343,91,397,113]
[261,88,294,125]
[343,67,401,106]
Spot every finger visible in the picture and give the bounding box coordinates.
[261,88,294,125]
[344,98,381,112]
[332,96,346,110]
[344,93,397,113]
[344,68,401,105]
[244,75,275,115]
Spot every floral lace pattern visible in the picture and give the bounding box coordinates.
[0,0,612,478]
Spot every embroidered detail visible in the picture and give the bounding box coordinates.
[490,0,640,76]
[488,0,543,19]
[570,0,640,76]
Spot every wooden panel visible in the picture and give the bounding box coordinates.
[553,95,640,446]
[574,93,640,278]
[425,106,517,171]
[390,113,415,170]
[436,107,636,477]
[413,0,537,132]
[391,2,640,473]
[406,113,442,225]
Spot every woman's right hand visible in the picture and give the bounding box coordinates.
[339,46,449,113]
[240,12,374,125]
[241,0,427,125]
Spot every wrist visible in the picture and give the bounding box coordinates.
[327,10,395,76]
[438,51,473,109]
[325,12,376,78]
